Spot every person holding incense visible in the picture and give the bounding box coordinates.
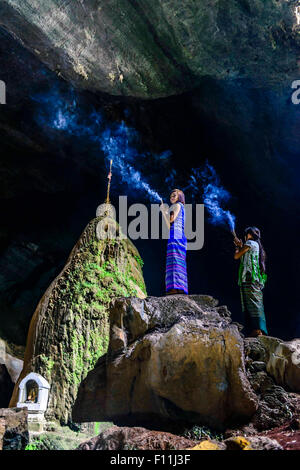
[234,226,268,337]
[160,189,188,295]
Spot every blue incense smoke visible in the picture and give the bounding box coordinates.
[100,124,162,202]
[31,88,163,202]
[185,163,236,231]
[201,163,236,231]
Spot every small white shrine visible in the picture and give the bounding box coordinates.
[17,372,50,432]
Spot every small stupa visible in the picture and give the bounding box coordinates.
[10,160,147,424]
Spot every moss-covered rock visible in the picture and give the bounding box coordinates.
[9,214,146,424]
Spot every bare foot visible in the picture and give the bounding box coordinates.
[166,289,186,295]
[250,329,263,337]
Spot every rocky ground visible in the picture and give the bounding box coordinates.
[257,420,300,450]
[1,293,299,451]
[76,423,300,450]
[71,294,300,450]
[1,291,299,451]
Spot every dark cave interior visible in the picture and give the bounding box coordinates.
[0,26,299,345]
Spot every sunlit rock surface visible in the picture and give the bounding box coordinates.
[245,337,300,392]
[73,295,258,430]
[0,0,299,98]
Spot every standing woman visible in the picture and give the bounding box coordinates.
[234,226,268,337]
[160,189,188,295]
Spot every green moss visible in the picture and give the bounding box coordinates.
[25,442,40,451]
[134,254,144,268]
[33,219,146,423]
[94,422,101,435]
[40,354,55,379]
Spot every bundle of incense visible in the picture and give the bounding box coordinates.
[231,229,237,239]
[232,229,240,243]
[232,229,242,246]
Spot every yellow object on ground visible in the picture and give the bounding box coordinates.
[186,440,222,450]
[225,436,253,450]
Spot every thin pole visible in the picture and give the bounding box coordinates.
[105,159,113,204]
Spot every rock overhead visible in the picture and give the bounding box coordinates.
[0,1,298,98]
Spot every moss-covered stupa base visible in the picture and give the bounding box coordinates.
[10,214,147,424]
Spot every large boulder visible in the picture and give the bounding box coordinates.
[77,425,198,450]
[73,295,258,430]
[9,214,146,424]
[0,1,298,98]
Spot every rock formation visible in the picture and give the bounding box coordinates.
[244,337,300,430]
[0,408,29,450]
[77,425,198,451]
[0,339,23,407]
[72,294,300,450]
[73,294,258,430]
[0,339,23,384]
[0,1,298,98]
[252,336,300,392]
[0,365,14,408]
[9,213,147,424]
[76,424,296,450]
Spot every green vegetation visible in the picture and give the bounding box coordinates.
[134,254,144,268]
[25,435,63,450]
[25,422,114,450]
[94,422,101,435]
[182,425,224,442]
[40,355,55,379]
